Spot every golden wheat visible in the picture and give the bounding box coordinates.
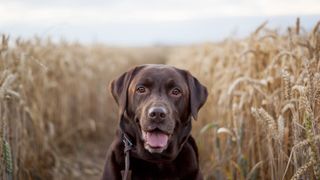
[1,19,320,180]
[0,37,166,179]
[168,19,320,179]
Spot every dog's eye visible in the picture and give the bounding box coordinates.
[136,87,146,94]
[171,88,182,96]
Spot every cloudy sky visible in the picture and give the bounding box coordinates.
[0,0,319,45]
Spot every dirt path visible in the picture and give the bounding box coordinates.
[59,139,107,180]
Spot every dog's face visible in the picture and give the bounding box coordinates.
[110,64,207,161]
[128,65,190,153]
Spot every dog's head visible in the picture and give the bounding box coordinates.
[110,64,207,162]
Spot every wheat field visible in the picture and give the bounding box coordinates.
[1,19,320,180]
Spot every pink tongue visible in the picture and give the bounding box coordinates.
[146,132,168,148]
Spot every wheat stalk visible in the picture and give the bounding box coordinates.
[291,160,314,180]
[281,69,291,100]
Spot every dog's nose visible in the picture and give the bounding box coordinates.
[148,107,167,120]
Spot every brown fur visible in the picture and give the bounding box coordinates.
[102,64,207,180]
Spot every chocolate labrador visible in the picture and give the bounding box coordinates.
[102,64,207,180]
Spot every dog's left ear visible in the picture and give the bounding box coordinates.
[186,71,208,120]
[109,65,144,118]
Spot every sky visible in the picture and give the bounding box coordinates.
[0,0,319,46]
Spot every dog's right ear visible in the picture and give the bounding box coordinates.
[109,65,144,118]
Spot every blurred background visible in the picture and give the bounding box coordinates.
[1,0,320,46]
[0,1,320,180]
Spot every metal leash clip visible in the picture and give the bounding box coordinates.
[122,133,133,151]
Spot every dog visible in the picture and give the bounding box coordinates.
[102,64,208,180]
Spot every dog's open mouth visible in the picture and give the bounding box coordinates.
[142,129,170,153]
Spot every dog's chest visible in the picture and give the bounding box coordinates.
[130,159,182,180]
